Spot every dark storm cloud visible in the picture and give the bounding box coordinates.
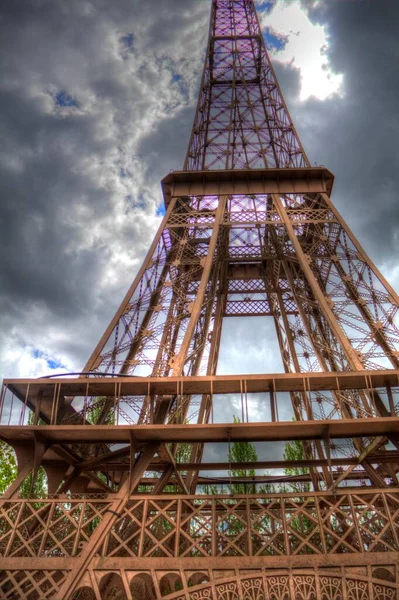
[137,105,196,179]
[292,0,399,267]
[0,0,208,376]
[273,60,302,103]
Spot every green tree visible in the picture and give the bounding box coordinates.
[283,438,310,494]
[0,412,47,498]
[282,438,314,548]
[86,396,115,425]
[164,441,192,493]
[19,465,47,499]
[228,417,258,494]
[201,482,220,495]
[224,420,274,547]
[85,397,116,490]
[20,412,48,498]
[0,440,18,494]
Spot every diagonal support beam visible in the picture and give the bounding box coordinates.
[162,442,189,494]
[55,442,160,600]
[83,197,177,372]
[171,195,227,376]
[152,464,174,494]
[272,193,364,371]
[76,445,131,471]
[329,435,387,491]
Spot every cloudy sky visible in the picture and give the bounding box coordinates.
[1,0,399,386]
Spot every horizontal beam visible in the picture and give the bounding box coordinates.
[161,167,334,205]
[1,417,398,445]
[94,551,399,570]
[212,35,261,41]
[1,487,397,503]
[133,471,377,485]
[92,452,399,473]
[1,552,398,571]
[4,369,399,402]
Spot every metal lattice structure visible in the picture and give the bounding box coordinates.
[1,1,399,598]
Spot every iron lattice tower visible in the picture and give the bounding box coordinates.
[1,1,399,599]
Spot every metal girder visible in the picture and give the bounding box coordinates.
[54,443,160,600]
[4,368,399,400]
[1,552,399,570]
[2,417,399,444]
[161,167,334,206]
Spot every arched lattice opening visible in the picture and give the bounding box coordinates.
[188,573,210,587]
[130,573,156,599]
[99,573,127,600]
[72,587,96,600]
[159,573,183,596]
[372,567,395,583]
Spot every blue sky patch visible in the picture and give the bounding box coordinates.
[47,358,64,370]
[263,27,288,53]
[171,71,189,103]
[156,204,166,217]
[125,194,133,211]
[32,349,65,370]
[255,0,275,14]
[55,90,78,108]
[125,193,146,212]
[120,33,134,49]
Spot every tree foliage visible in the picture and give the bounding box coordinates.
[86,396,115,425]
[283,437,313,539]
[228,416,258,494]
[0,439,47,498]
[0,440,18,494]
[0,411,47,498]
[283,435,310,493]
[19,466,48,499]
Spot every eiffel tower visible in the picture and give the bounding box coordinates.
[1,1,399,598]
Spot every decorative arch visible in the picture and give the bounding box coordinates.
[130,573,156,600]
[161,571,398,600]
[372,568,395,583]
[160,573,183,596]
[99,573,127,600]
[187,573,210,588]
[72,587,96,600]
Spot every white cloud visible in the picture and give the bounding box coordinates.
[1,336,69,380]
[262,0,343,100]
[0,0,209,381]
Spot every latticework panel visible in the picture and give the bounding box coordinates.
[1,492,398,566]
[80,190,399,431]
[0,498,111,558]
[95,491,399,559]
[0,570,68,599]
[185,0,307,170]
[87,193,224,385]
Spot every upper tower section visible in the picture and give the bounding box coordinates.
[185,0,309,171]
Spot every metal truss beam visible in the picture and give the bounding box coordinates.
[161,167,334,206]
[2,417,399,445]
[4,368,399,401]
